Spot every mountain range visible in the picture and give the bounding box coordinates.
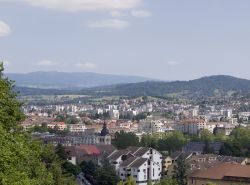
[6,71,151,89]
[12,74,250,98]
[80,75,250,98]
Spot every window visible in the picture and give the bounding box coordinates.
[138,169,140,172]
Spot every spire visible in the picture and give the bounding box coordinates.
[100,121,109,136]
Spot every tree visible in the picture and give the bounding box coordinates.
[157,131,187,153]
[172,156,188,185]
[94,160,119,185]
[113,131,140,149]
[0,63,76,185]
[155,179,178,185]
[200,129,214,142]
[206,182,217,185]
[122,176,136,185]
[203,140,214,154]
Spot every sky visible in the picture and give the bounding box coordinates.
[0,0,250,81]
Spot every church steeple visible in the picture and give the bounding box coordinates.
[100,121,109,136]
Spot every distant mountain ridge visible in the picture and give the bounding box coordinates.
[15,75,250,97]
[79,75,250,97]
[6,71,151,89]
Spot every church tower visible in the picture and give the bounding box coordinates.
[98,122,111,145]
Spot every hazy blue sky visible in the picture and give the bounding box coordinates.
[0,0,250,80]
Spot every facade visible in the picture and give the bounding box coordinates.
[138,120,164,133]
[68,124,86,133]
[43,123,111,146]
[174,119,206,135]
[107,147,162,185]
[47,122,67,130]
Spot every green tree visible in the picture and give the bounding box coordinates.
[94,160,119,185]
[200,129,214,142]
[0,63,76,185]
[172,156,188,185]
[123,176,136,185]
[113,131,140,149]
[155,179,178,185]
[203,140,214,154]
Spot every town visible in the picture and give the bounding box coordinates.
[20,94,250,185]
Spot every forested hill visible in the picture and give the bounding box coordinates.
[16,75,250,97]
[79,75,250,97]
[7,71,150,89]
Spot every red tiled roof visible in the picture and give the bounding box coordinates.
[50,122,65,125]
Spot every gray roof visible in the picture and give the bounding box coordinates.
[182,142,223,153]
[121,157,148,168]
[134,147,150,156]
[120,157,138,167]
[130,158,148,168]
[108,150,130,161]
[127,146,141,153]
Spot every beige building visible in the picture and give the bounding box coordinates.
[188,163,250,185]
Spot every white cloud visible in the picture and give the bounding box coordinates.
[75,62,97,69]
[0,21,11,37]
[87,19,130,29]
[36,60,57,66]
[20,0,142,12]
[131,10,152,18]
[167,61,178,66]
[110,11,126,17]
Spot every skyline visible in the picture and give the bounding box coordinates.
[1,0,250,81]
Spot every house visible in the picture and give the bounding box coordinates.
[65,145,101,165]
[47,122,67,130]
[188,163,250,185]
[68,124,86,133]
[107,147,162,185]
[119,157,148,184]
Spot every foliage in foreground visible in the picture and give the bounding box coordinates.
[0,63,76,185]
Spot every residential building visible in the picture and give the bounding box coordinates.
[188,163,250,185]
[107,147,162,185]
[47,122,67,131]
[68,124,86,133]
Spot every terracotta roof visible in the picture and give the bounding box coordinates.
[96,145,116,156]
[50,122,65,125]
[65,145,101,157]
[190,163,250,180]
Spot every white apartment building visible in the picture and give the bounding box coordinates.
[110,109,120,119]
[138,120,164,133]
[108,147,162,185]
[174,119,206,135]
[68,124,86,133]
